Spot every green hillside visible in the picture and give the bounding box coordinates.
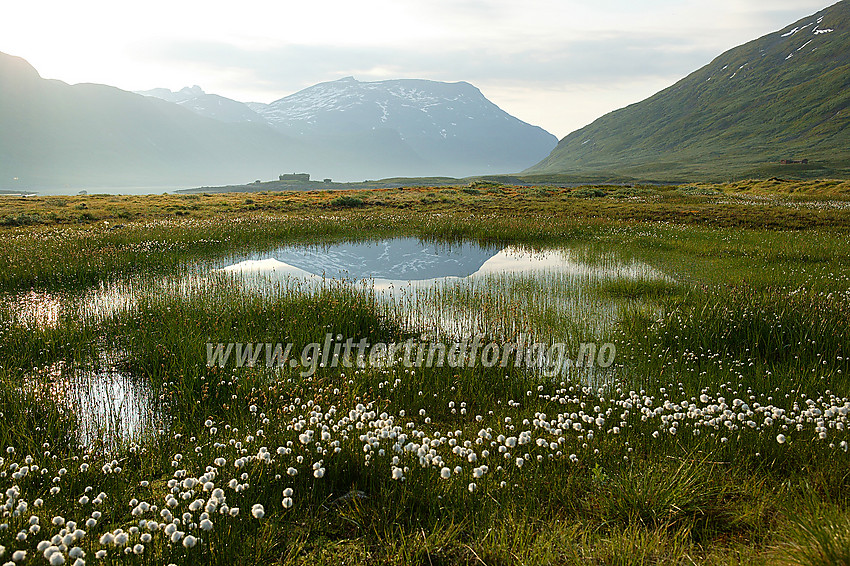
[525,1,850,182]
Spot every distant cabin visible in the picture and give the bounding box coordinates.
[279,173,310,181]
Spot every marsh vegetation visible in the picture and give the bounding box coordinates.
[1,183,850,565]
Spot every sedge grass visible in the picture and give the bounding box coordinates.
[1,199,850,564]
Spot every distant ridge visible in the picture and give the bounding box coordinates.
[0,52,557,189]
[0,52,301,189]
[141,78,558,180]
[525,0,850,181]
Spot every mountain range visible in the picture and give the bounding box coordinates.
[2,0,848,191]
[0,54,301,189]
[138,78,557,182]
[526,0,850,181]
[0,57,557,190]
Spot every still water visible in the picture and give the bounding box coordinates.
[8,238,669,446]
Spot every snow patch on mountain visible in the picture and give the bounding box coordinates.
[776,11,838,64]
[780,16,836,40]
[781,23,813,37]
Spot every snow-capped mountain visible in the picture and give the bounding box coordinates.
[247,77,557,175]
[250,77,528,139]
[139,78,558,178]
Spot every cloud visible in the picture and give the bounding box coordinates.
[130,32,721,137]
[139,34,718,94]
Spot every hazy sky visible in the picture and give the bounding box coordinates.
[1,0,836,138]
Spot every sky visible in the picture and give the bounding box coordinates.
[0,0,837,138]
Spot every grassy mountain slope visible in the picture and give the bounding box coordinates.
[526,1,850,181]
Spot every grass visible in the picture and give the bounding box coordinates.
[782,508,850,566]
[1,179,849,228]
[1,184,850,564]
[1,180,849,294]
